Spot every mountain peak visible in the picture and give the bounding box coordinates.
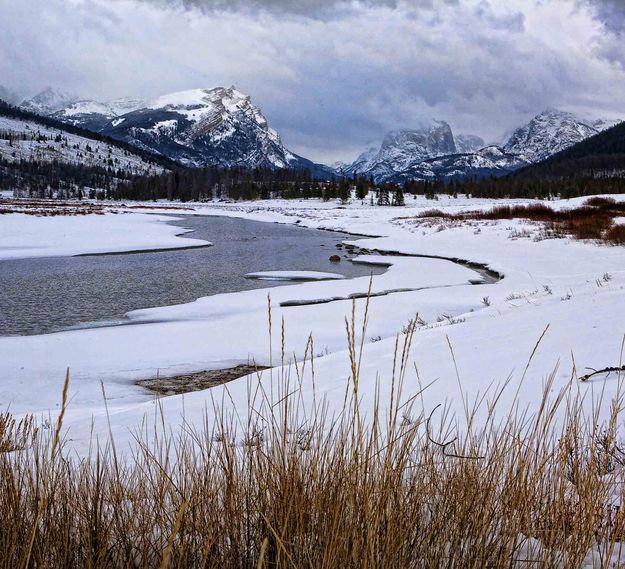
[504,109,599,163]
[346,120,456,180]
[21,87,79,114]
[455,133,485,153]
[148,86,249,110]
[89,86,318,171]
[537,107,572,117]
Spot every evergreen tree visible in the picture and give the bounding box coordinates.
[338,179,351,204]
[377,185,390,206]
[392,185,405,206]
[355,178,367,201]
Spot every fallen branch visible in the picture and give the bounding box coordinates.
[579,366,625,382]
[426,404,484,460]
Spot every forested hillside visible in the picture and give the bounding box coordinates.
[0,99,176,198]
[514,120,625,179]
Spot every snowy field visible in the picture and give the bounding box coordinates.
[0,194,624,454]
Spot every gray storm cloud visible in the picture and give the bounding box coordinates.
[145,0,457,16]
[0,0,623,163]
[582,0,625,30]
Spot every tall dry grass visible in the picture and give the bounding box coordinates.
[1,304,625,567]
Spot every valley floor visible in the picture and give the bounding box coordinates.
[0,194,624,455]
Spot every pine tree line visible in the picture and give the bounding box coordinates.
[0,157,139,200]
[402,174,625,200]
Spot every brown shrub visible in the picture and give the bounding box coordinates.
[416,200,625,245]
[606,224,625,245]
[585,196,616,207]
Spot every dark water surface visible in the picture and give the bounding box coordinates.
[0,215,383,337]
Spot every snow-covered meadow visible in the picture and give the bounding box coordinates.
[0,194,624,454]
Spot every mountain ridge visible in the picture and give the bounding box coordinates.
[21,86,335,179]
[346,108,620,183]
[19,86,621,184]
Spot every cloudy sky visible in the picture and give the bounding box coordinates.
[1,0,624,163]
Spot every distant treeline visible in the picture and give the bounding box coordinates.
[116,166,394,202]
[403,174,625,200]
[6,158,625,202]
[118,163,625,203]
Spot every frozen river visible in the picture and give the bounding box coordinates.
[0,215,383,336]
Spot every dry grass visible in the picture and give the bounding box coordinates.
[416,199,625,245]
[0,198,196,216]
[0,411,38,453]
[0,198,108,216]
[1,308,625,567]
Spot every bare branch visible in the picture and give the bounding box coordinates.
[580,366,625,382]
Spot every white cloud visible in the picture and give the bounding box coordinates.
[0,0,623,163]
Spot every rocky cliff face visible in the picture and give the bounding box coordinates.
[97,87,299,169]
[21,86,334,177]
[503,108,600,164]
[345,120,456,180]
[347,109,615,183]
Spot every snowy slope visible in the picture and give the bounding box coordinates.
[59,98,145,119]
[590,118,623,132]
[52,98,146,131]
[399,145,529,182]
[455,133,485,153]
[0,114,164,175]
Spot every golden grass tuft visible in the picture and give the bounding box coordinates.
[0,307,624,567]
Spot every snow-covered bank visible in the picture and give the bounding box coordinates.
[0,212,210,260]
[0,254,479,415]
[0,195,624,454]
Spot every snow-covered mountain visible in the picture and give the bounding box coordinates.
[400,146,528,182]
[455,134,485,153]
[52,98,146,131]
[101,87,303,169]
[348,109,616,183]
[20,87,79,115]
[0,110,165,176]
[21,87,619,183]
[503,109,601,164]
[23,86,334,177]
[344,121,456,180]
